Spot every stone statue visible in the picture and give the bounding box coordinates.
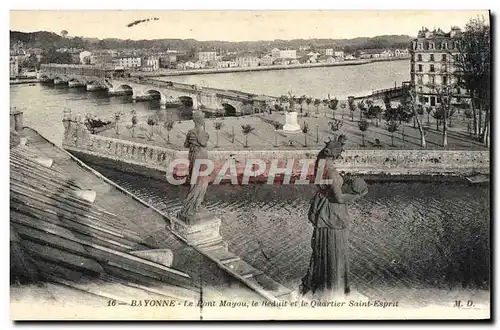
[300,135,368,300]
[178,111,211,224]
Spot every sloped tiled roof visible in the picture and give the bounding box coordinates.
[10,137,198,301]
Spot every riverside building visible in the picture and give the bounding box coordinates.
[410,26,469,107]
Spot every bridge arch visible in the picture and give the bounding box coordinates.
[178,96,194,107]
[115,84,134,96]
[145,89,167,103]
[221,103,237,116]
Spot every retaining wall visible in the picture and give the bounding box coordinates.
[62,120,490,183]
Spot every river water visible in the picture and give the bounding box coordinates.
[157,60,411,99]
[10,61,490,296]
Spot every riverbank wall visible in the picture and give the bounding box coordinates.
[132,57,410,78]
[62,122,490,183]
[10,79,40,85]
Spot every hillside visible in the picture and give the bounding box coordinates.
[10,30,413,52]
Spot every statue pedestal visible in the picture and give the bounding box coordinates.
[283,111,301,132]
[169,216,227,250]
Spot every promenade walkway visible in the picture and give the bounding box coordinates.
[99,105,487,152]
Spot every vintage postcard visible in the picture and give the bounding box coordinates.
[9,9,491,320]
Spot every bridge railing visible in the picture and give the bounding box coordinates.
[372,86,404,95]
[40,64,115,79]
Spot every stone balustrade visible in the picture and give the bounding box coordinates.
[62,116,489,181]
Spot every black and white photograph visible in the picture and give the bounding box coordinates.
[7,9,491,320]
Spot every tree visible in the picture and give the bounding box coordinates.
[302,122,309,147]
[431,106,444,131]
[314,98,322,115]
[328,98,339,118]
[146,117,157,139]
[298,95,306,113]
[213,119,224,148]
[453,16,490,144]
[130,110,138,137]
[40,48,73,64]
[425,106,433,126]
[385,120,399,147]
[241,124,255,148]
[430,84,452,147]
[340,102,347,120]
[406,89,426,148]
[448,108,457,127]
[358,120,369,147]
[328,119,343,133]
[306,97,313,114]
[348,97,356,121]
[273,121,283,147]
[60,30,68,38]
[357,100,366,120]
[114,111,123,135]
[163,117,175,144]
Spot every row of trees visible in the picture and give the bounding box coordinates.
[453,17,490,145]
[276,93,341,117]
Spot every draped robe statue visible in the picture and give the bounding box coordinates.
[178,111,211,224]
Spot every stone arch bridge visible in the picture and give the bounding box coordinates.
[40,64,276,113]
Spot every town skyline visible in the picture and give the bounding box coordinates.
[10,10,489,42]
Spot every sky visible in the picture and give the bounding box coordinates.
[10,10,489,42]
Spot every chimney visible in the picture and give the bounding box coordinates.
[10,108,23,132]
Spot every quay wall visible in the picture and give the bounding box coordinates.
[62,123,490,182]
[132,57,410,78]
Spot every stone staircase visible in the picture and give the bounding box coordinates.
[112,179,294,302]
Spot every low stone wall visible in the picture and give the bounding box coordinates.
[62,119,490,183]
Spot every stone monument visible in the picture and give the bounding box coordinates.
[283,111,301,132]
[170,111,225,249]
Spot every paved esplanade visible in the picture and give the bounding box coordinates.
[39,64,277,112]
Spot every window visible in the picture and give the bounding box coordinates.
[441,54,447,62]
[418,64,423,72]
[430,64,435,72]
[429,75,435,85]
[419,96,425,103]
[424,97,429,103]
[417,54,422,61]
[417,75,423,84]
[418,87,423,93]
[442,76,448,85]
[418,43,423,50]
[456,87,461,95]
[429,42,435,50]
[430,54,434,62]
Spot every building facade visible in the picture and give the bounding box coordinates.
[113,57,142,69]
[334,51,345,58]
[10,56,19,78]
[279,49,297,59]
[197,51,218,62]
[142,56,159,71]
[236,56,260,67]
[159,55,177,68]
[410,26,468,107]
[259,55,274,66]
[271,48,281,59]
[325,48,334,56]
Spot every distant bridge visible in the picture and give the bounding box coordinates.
[369,81,411,100]
[39,64,277,113]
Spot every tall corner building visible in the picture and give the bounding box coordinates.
[410,26,470,108]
